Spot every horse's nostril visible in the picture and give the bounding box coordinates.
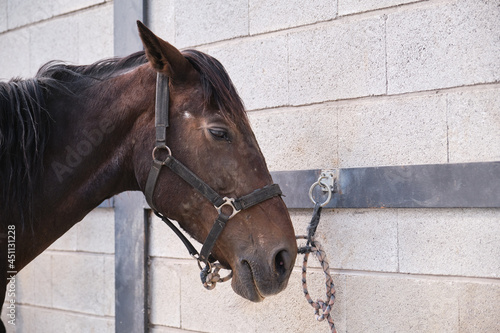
[274,249,291,277]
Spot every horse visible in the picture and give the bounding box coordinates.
[0,21,297,329]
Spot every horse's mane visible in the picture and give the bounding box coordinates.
[37,49,247,124]
[0,49,246,227]
[0,79,50,228]
[36,51,148,93]
[0,51,148,228]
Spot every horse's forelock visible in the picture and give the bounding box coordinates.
[182,49,249,129]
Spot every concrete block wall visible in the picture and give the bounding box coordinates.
[0,1,115,332]
[147,0,500,332]
[1,0,498,332]
[0,0,113,79]
[1,209,115,333]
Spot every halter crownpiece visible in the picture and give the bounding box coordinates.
[145,73,283,286]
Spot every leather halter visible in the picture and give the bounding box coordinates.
[145,73,283,273]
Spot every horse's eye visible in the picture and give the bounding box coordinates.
[209,128,231,142]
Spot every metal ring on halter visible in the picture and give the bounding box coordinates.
[152,144,172,165]
[195,255,211,271]
[308,177,332,207]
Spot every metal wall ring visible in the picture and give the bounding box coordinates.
[308,177,332,207]
[152,145,172,165]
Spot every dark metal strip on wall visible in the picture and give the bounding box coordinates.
[113,1,147,332]
[271,161,500,209]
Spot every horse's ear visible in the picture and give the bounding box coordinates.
[137,21,196,83]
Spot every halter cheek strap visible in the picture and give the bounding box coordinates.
[145,73,283,276]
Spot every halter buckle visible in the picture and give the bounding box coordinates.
[215,197,241,219]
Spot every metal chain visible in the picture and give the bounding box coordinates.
[155,212,234,290]
[200,262,233,290]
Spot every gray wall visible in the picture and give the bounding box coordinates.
[0,0,113,79]
[2,209,115,332]
[1,0,499,332]
[147,0,500,332]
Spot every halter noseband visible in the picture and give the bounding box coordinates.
[144,73,283,280]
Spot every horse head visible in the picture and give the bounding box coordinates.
[133,22,297,301]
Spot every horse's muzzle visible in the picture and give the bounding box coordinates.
[231,245,296,302]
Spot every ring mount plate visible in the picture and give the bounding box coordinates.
[309,170,337,207]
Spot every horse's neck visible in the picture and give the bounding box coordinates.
[16,66,155,270]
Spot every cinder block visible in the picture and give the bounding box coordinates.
[398,208,500,278]
[149,214,194,259]
[0,0,7,32]
[447,86,500,163]
[346,275,459,332]
[76,208,114,254]
[103,256,115,317]
[34,306,114,333]
[459,282,500,332]
[148,258,181,328]
[202,34,288,110]
[150,327,204,333]
[3,253,58,332]
[149,328,169,333]
[338,93,448,167]
[32,253,53,307]
[51,0,106,18]
[13,252,53,307]
[293,209,399,272]
[13,255,36,305]
[77,2,113,65]
[386,0,500,94]
[0,29,30,80]
[249,0,337,35]
[288,16,386,105]
[174,0,248,48]
[3,304,37,333]
[147,0,175,44]
[176,260,345,332]
[248,105,337,171]
[7,0,53,29]
[29,15,79,76]
[51,252,111,315]
[338,0,420,15]
[49,224,77,251]
[7,0,106,30]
